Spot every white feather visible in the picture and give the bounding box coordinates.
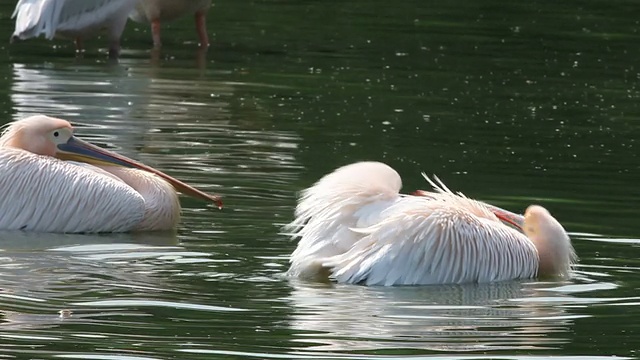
[285,161,575,286]
[0,147,144,233]
[11,0,138,41]
[283,162,402,279]
[326,197,538,285]
[0,115,185,233]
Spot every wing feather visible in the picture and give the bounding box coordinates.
[284,162,402,279]
[12,0,53,40]
[0,148,144,233]
[325,196,539,286]
[12,0,137,40]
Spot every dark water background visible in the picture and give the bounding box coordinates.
[0,0,638,358]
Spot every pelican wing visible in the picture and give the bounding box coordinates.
[284,162,403,279]
[12,0,137,40]
[12,0,51,39]
[0,148,144,233]
[324,196,539,286]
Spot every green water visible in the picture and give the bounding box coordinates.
[0,0,638,358]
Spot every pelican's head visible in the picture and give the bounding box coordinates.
[491,204,575,278]
[0,115,72,156]
[0,115,223,208]
[522,205,575,277]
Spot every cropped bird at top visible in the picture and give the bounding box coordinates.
[129,0,212,48]
[0,114,222,233]
[284,161,576,286]
[10,0,138,58]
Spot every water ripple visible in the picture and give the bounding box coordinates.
[72,299,247,312]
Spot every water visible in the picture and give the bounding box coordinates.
[0,0,638,358]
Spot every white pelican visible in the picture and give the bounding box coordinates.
[284,161,576,286]
[10,0,138,58]
[0,115,222,233]
[129,0,212,48]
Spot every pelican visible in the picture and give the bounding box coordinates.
[129,0,212,48]
[0,114,222,233]
[10,0,138,58]
[284,161,576,286]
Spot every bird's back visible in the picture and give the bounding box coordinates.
[97,165,181,231]
[325,195,540,285]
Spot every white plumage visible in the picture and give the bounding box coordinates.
[285,161,576,286]
[11,0,139,57]
[0,114,221,233]
[0,148,144,232]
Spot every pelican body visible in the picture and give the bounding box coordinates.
[284,161,576,286]
[11,0,138,58]
[129,0,212,48]
[0,115,222,233]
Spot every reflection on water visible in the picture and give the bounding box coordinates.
[285,279,583,354]
[9,61,225,158]
[0,231,237,346]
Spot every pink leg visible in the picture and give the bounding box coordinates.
[151,19,162,48]
[195,10,209,48]
[74,37,84,53]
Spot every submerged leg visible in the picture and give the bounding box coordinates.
[74,37,84,53]
[195,10,209,48]
[107,17,127,59]
[108,40,120,59]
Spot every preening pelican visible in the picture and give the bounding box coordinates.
[0,115,222,233]
[129,0,212,48]
[284,161,576,286]
[11,0,138,58]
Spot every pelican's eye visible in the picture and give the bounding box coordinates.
[49,128,72,145]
